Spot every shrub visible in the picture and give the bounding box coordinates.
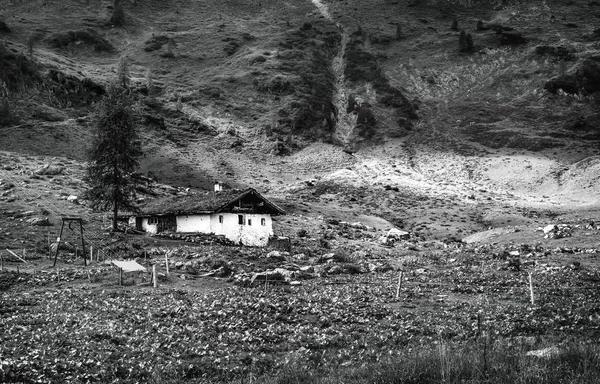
[451,18,459,31]
[459,31,473,52]
[111,0,125,26]
[396,24,402,40]
[0,96,11,126]
[45,29,114,52]
[0,43,39,92]
[466,33,474,51]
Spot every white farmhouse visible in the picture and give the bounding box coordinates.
[130,188,285,246]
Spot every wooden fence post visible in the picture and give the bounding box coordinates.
[165,253,169,276]
[396,270,403,300]
[529,272,535,305]
[119,268,123,286]
[153,265,157,288]
[0,253,3,272]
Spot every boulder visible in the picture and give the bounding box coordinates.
[300,265,314,273]
[66,195,79,204]
[327,265,344,275]
[319,253,336,262]
[541,224,573,239]
[265,250,288,260]
[526,346,562,358]
[250,268,294,284]
[292,253,308,261]
[387,228,410,240]
[27,217,51,226]
[542,224,557,234]
[34,164,63,175]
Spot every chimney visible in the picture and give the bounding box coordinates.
[214,181,223,192]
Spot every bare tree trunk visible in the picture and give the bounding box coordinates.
[113,202,119,232]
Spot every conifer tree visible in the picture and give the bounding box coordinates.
[111,0,125,26]
[466,33,474,52]
[459,30,468,52]
[85,58,142,231]
[451,18,459,31]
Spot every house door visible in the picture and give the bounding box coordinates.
[135,217,143,231]
[157,216,177,233]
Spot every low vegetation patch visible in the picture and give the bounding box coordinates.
[144,34,171,52]
[344,30,418,135]
[45,28,114,52]
[45,69,105,107]
[0,42,39,92]
[254,20,340,143]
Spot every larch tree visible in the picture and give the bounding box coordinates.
[85,57,142,231]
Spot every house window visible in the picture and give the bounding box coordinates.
[248,219,252,226]
[148,217,158,225]
[219,215,224,224]
[238,215,244,225]
[261,218,266,226]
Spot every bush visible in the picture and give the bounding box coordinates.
[0,96,12,126]
[111,0,125,26]
[0,43,39,92]
[45,29,114,52]
[459,30,468,52]
[451,18,459,31]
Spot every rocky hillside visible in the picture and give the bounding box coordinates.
[1,0,600,247]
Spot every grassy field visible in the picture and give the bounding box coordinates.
[2,236,600,382]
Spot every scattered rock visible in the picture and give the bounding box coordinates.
[265,250,288,260]
[27,217,51,226]
[34,164,64,175]
[292,253,308,261]
[379,228,410,246]
[526,346,562,358]
[66,195,79,204]
[540,224,573,239]
[387,228,410,240]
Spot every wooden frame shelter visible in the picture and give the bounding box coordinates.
[53,217,87,267]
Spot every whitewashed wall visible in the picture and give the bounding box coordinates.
[176,214,211,233]
[140,218,158,234]
[209,213,273,246]
[133,212,274,246]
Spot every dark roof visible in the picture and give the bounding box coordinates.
[138,188,285,216]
